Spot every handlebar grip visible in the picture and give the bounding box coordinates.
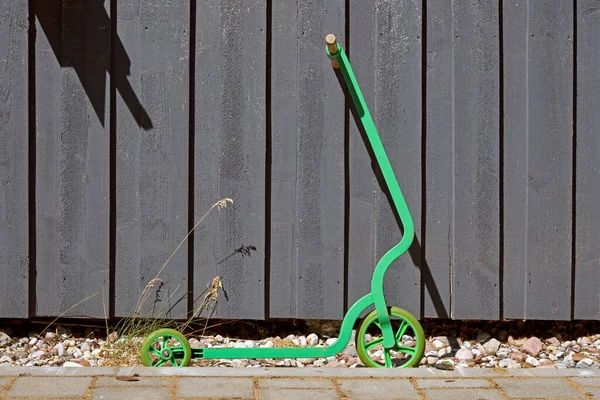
[325,34,340,69]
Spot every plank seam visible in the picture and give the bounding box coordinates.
[264,0,272,319]
[420,0,427,320]
[188,0,197,317]
[498,0,505,320]
[27,0,37,318]
[108,0,117,319]
[570,0,577,321]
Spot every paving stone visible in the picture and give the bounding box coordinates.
[4,376,92,398]
[0,377,11,387]
[92,387,171,400]
[95,376,172,387]
[338,379,419,400]
[258,378,334,389]
[177,377,254,399]
[494,378,584,399]
[570,377,600,387]
[581,387,600,397]
[261,388,337,400]
[423,388,505,400]
[416,378,491,388]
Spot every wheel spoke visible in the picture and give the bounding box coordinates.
[169,346,184,352]
[364,337,384,351]
[396,345,416,355]
[170,356,180,367]
[155,359,167,367]
[383,349,392,368]
[395,320,409,342]
[150,348,162,357]
[160,336,169,351]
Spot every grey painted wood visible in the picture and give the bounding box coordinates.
[449,0,500,320]
[347,0,422,318]
[0,0,29,318]
[346,0,377,314]
[269,0,345,319]
[376,0,422,318]
[503,0,573,320]
[574,1,600,319]
[268,0,300,318]
[34,0,110,317]
[115,0,189,318]
[424,0,454,318]
[194,0,266,319]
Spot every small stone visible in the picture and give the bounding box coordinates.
[307,333,319,346]
[433,339,445,349]
[0,332,11,347]
[507,336,516,345]
[13,350,28,359]
[577,358,594,368]
[526,356,540,367]
[427,356,439,365]
[244,340,256,348]
[483,339,501,355]
[188,338,201,348]
[298,358,317,364]
[326,356,337,363]
[522,337,543,356]
[29,338,38,346]
[476,330,491,343]
[262,340,274,348]
[0,355,13,363]
[314,359,326,367]
[499,358,520,368]
[214,335,224,343]
[496,348,511,359]
[298,336,307,347]
[325,338,337,346]
[73,350,83,359]
[455,348,473,361]
[44,332,56,340]
[546,337,560,346]
[80,343,90,353]
[233,341,246,348]
[435,359,455,370]
[63,361,83,367]
[510,351,526,362]
[424,340,435,354]
[463,341,472,349]
[572,353,586,362]
[434,336,450,346]
[580,337,592,346]
[295,360,305,367]
[29,350,45,360]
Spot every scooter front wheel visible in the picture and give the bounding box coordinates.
[141,328,192,367]
[356,306,425,368]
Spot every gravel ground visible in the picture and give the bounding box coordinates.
[2,319,600,370]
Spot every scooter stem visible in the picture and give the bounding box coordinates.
[326,34,415,349]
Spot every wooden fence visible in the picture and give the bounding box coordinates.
[0,0,598,321]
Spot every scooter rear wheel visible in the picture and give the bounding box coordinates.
[356,306,425,368]
[141,328,192,367]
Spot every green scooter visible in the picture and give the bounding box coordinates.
[141,34,426,368]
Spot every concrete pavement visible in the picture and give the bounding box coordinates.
[2,366,600,399]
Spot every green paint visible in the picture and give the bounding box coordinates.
[141,38,424,368]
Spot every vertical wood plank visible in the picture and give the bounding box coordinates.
[346,0,377,313]
[269,0,300,318]
[426,0,500,319]
[35,0,110,317]
[0,0,29,318]
[424,0,454,318]
[503,0,573,320]
[450,0,500,320]
[194,0,266,319]
[574,0,600,319]
[347,0,422,318]
[115,0,189,318]
[269,0,345,319]
[376,0,422,318]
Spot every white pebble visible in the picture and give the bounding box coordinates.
[526,356,540,367]
[433,339,445,349]
[63,361,83,367]
[325,338,337,346]
[306,334,319,346]
[29,338,38,346]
